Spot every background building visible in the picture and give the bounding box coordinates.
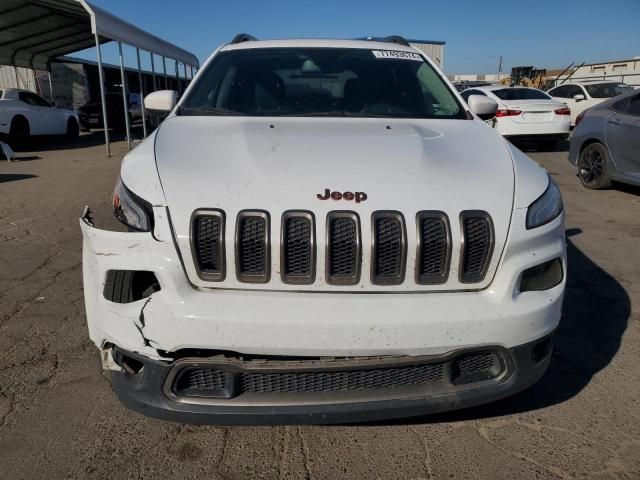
[551,57,640,88]
[407,39,445,69]
[0,57,188,109]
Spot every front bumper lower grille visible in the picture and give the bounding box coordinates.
[167,350,504,401]
[191,209,494,287]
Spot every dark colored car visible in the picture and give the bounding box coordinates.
[569,88,640,189]
[78,92,143,131]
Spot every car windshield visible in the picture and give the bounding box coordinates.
[179,47,465,119]
[585,83,633,98]
[491,88,551,100]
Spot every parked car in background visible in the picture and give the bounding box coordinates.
[78,92,143,132]
[547,80,634,126]
[569,89,640,189]
[81,36,565,424]
[0,88,79,146]
[461,86,570,148]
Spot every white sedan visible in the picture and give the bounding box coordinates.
[547,80,634,126]
[0,88,79,146]
[461,86,570,148]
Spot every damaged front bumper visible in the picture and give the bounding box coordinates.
[81,205,564,423]
[107,335,553,425]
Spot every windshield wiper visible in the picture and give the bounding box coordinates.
[177,106,243,116]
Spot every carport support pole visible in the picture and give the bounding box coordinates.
[48,72,53,101]
[150,52,156,91]
[118,42,132,150]
[162,56,167,89]
[174,61,180,92]
[183,63,187,82]
[136,48,148,138]
[94,33,110,157]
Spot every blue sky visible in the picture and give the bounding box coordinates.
[77,0,640,75]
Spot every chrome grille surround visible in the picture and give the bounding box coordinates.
[281,210,316,285]
[459,211,495,283]
[415,211,451,285]
[235,210,270,283]
[371,211,407,285]
[190,209,226,282]
[325,211,361,285]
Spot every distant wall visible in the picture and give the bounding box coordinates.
[0,65,37,91]
[553,59,640,88]
[449,73,510,82]
[49,63,89,109]
[410,43,444,69]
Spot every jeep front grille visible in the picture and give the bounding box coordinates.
[371,212,406,285]
[192,210,225,281]
[235,211,270,283]
[281,211,315,284]
[460,212,494,283]
[190,209,494,286]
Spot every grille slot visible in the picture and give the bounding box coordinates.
[416,211,451,285]
[371,212,406,285]
[235,211,270,283]
[460,211,494,283]
[451,351,502,385]
[240,364,446,393]
[326,212,361,285]
[191,210,225,281]
[281,211,315,284]
[173,368,233,398]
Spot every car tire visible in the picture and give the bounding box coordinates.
[8,116,30,149]
[66,118,79,140]
[104,270,136,303]
[578,142,612,190]
[103,270,159,303]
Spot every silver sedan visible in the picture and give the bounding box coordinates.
[569,89,640,189]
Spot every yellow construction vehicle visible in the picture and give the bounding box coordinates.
[501,66,548,89]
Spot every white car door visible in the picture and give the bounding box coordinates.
[572,85,602,122]
[18,92,58,134]
[549,85,587,126]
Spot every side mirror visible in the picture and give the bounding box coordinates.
[573,94,585,102]
[144,90,177,112]
[467,95,498,120]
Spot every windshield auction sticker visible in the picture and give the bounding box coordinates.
[372,50,422,61]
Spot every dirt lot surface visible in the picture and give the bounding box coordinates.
[1,133,639,479]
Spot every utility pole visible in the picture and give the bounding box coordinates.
[497,55,503,82]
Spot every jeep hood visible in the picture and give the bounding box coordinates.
[153,115,515,292]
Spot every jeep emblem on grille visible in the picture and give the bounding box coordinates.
[317,189,367,203]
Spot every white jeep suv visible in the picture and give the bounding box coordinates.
[81,35,566,424]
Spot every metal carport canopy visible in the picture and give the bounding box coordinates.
[0,0,199,71]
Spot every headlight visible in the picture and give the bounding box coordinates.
[113,177,153,231]
[526,174,563,229]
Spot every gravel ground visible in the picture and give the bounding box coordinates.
[0,133,638,479]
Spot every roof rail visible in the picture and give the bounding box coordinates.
[231,33,258,44]
[380,35,411,47]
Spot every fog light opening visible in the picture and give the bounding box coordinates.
[103,270,160,303]
[519,258,563,293]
